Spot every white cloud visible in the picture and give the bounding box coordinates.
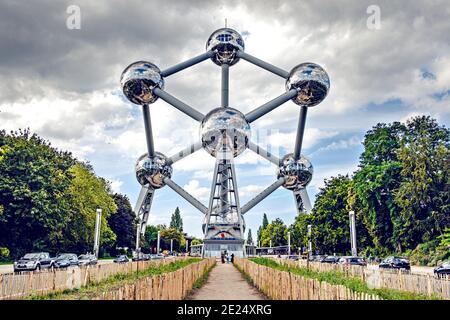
[183,180,210,201]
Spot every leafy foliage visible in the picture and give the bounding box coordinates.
[169,206,183,231]
[260,218,287,247]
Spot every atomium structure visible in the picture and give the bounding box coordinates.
[121,27,330,258]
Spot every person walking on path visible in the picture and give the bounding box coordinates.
[221,253,225,264]
[231,253,235,264]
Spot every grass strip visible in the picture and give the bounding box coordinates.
[28,258,201,300]
[249,257,441,300]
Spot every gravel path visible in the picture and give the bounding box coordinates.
[189,261,265,300]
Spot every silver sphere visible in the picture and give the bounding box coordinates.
[206,28,245,66]
[121,61,164,105]
[135,152,172,189]
[286,63,330,107]
[200,107,251,158]
[277,153,313,190]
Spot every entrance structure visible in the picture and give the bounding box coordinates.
[120,28,330,258]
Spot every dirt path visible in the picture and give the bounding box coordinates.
[189,261,265,300]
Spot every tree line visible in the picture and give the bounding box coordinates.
[254,116,449,265]
[0,129,194,260]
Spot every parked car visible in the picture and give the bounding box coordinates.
[14,252,55,272]
[310,255,326,262]
[379,256,410,270]
[78,254,97,266]
[322,255,341,264]
[150,253,165,260]
[286,255,299,261]
[434,261,450,277]
[113,255,129,263]
[338,256,367,266]
[54,253,79,268]
[132,252,150,261]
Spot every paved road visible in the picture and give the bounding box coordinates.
[189,261,265,300]
[0,259,114,274]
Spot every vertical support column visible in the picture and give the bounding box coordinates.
[157,230,161,254]
[93,209,102,258]
[307,224,312,259]
[293,106,308,160]
[170,239,173,252]
[288,231,291,256]
[142,104,155,157]
[221,64,229,107]
[349,211,357,256]
[186,239,189,254]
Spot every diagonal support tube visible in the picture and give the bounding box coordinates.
[167,141,203,165]
[237,51,290,79]
[161,51,214,77]
[163,177,208,214]
[153,88,204,122]
[245,89,298,123]
[142,104,155,157]
[221,64,229,107]
[241,177,285,214]
[248,141,280,166]
[293,105,308,160]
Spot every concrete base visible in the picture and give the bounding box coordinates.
[202,239,245,258]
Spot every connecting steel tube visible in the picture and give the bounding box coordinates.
[245,89,298,123]
[161,51,214,77]
[221,64,229,107]
[293,105,308,160]
[167,141,203,165]
[163,177,208,214]
[248,141,280,166]
[237,51,290,79]
[142,104,155,157]
[241,177,285,214]
[153,88,204,122]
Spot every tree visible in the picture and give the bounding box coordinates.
[64,163,117,255]
[169,207,183,231]
[260,218,287,247]
[160,227,184,251]
[108,194,136,250]
[311,175,352,255]
[289,213,312,252]
[0,129,75,258]
[257,213,269,243]
[394,116,450,250]
[246,228,254,245]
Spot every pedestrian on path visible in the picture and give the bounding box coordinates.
[221,253,225,263]
[231,253,234,264]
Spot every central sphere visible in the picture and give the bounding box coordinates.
[200,107,250,158]
[277,153,313,190]
[206,28,245,66]
[121,61,164,105]
[286,63,330,107]
[135,152,172,189]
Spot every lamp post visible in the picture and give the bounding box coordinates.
[288,231,291,256]
[349,211,357,256]
[170,238,173,252]
[93,209,102,258]
[157,230,161,254]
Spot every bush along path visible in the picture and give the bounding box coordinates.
[28,258,214,300]
[189,261,266,300]
[238,258,441,300]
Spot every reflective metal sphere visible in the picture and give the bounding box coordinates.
[135,152,172,189]
[200,107,251,158]
[206,28,245,66]
[121,61,164,105]
[286,63,330,107]
[277,153,313,190]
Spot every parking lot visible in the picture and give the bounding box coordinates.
[0,259,114,274]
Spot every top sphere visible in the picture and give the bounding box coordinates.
[121,61,164,105]
[286,63,330,107]
[277,153,313,190]
[206,28,245,66]
[200,107,250,158]
[135,152,172,189]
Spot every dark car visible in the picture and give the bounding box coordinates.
[286,255,299,261]
[113,255,129,263]
[379,256,410,270]
[434,261,450,277]
[322,255,341,264]
[338,256,367,266]
[54,253,79,268]
[14,252,55,272]
[78,254,97,266]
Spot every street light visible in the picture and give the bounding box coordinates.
[157,230,161,254]
[288,231,291,256]
[349,211,357,256]
[93,209,102,258]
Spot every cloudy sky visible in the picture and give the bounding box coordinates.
[0,0,449,240]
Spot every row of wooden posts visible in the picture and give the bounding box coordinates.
[0,257,215,300]
[276,258,450,299]
[234,257,382,300]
